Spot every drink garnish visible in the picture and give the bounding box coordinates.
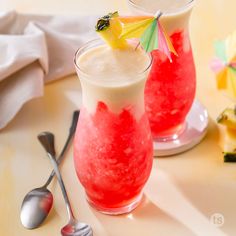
[95,12,118,31]
[210,31,236,97]
[95,11,177,61]
[95,11,128,49]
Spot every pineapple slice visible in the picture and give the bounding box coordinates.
[223,129,236,162]
[223,128,236,151]
[217,107,236,162]
[95,12,128,49]
[217,108,236,130]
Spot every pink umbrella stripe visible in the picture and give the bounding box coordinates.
[157,21,172,62]
[210,58,226,73]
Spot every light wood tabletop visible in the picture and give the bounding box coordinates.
[1,0,236,235]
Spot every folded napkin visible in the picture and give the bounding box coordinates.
[0,11,97,129]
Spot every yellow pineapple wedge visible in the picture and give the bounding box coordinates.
[217,108,236,130]
[217,107,236,162]
[95,12,128,49]
[222,128,236,162]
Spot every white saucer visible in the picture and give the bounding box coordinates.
[153,100,209,157]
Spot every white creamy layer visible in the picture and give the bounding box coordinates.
[76,44,151,115]
[130,0,194,34]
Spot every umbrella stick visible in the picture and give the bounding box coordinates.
[135,42,140,51]
[154,10,163,19]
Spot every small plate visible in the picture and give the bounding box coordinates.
[153,100,209,157]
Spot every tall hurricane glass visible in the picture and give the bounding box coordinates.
[127,0,196,141]
[73,39,153,215]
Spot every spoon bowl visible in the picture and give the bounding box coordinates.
[20,188,53,229]
[61,220,93,236]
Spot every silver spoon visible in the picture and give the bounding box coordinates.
[20,111,80,229]
[38,132,93,236]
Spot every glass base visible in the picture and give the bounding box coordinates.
[153,100,209,157]
[87,193,143,215]
[153,122,187,142]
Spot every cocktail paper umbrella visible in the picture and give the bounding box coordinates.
[211,31,236,97]
[119,11,177,61]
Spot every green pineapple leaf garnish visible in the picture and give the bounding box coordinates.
[95,11,119,32]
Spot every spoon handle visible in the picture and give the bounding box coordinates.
[43,110,79,188]
[38,133,75,221]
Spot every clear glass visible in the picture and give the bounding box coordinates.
[73,39,153,215]
[127,0,196,141]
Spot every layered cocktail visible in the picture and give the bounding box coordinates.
[74,39,153,214]
[128,0,196,140]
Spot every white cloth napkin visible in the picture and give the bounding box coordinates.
[0,11,97,129]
